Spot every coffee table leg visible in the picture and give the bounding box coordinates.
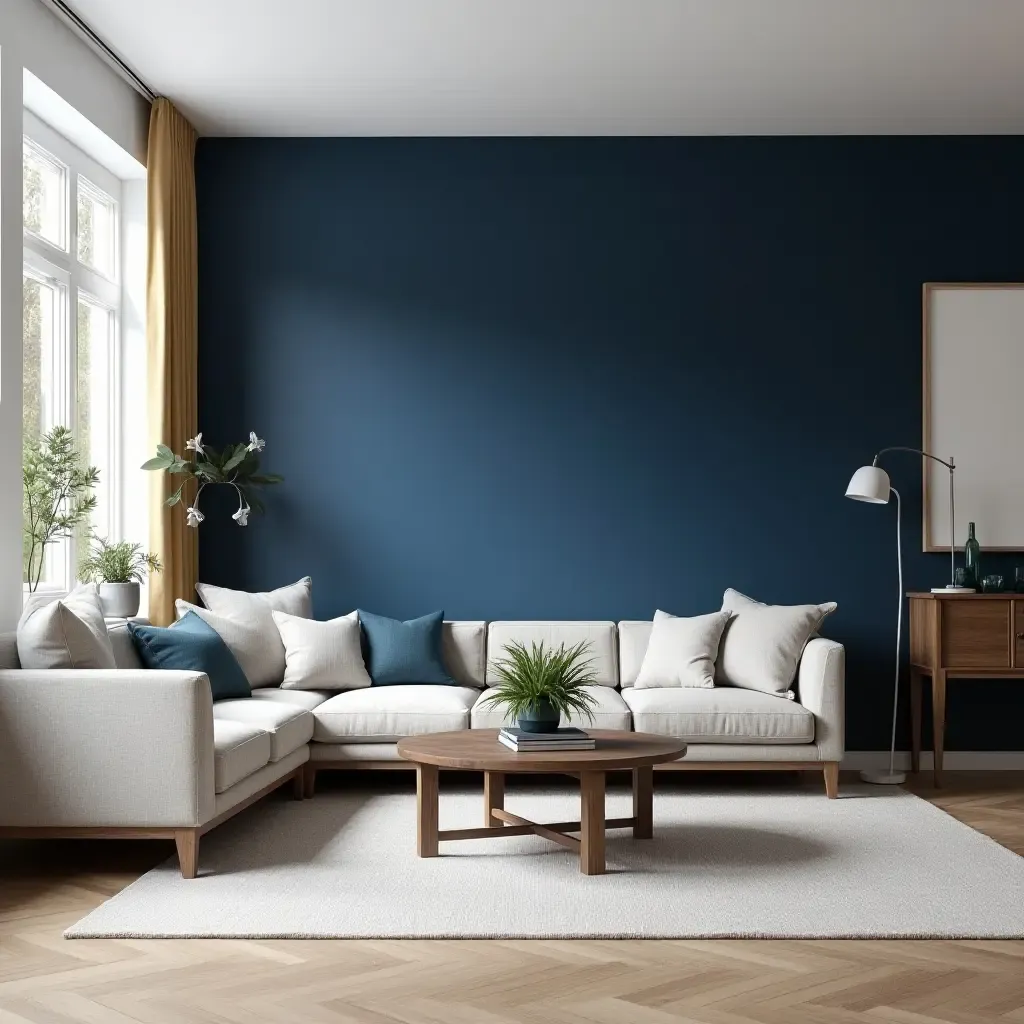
[417,764,439,857]
[632,766,653,839]
[580,770,606,875]
[484,770,505,825]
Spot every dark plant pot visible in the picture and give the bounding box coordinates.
[517,697,560,733]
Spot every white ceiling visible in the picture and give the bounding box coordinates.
[64,0,1024,137]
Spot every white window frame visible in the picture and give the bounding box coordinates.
[23,111,125,594]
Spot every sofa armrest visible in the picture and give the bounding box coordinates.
[796,638,845,763]
[0,670,215,828]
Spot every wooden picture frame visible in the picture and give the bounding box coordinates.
[922,283,1024,552]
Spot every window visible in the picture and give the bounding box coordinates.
[77,178,118,279]
[23,113,128,593]
[23,138,67,250]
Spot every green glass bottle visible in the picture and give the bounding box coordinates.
[964,522,981,589]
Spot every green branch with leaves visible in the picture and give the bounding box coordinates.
[142,432,282,527]
[23,426,99,592]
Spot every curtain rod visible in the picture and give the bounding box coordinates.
[38,0,156,103]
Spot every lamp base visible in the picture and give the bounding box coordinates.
[859,768,906,785]
[932,585,974,593]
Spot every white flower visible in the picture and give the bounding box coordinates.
[185,507,205,528]
[232,504,250,527]
[185,433,205,456]
[246,431,265,453]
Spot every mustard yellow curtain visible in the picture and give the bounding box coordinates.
[147,99,198,625]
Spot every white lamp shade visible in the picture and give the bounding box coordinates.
[846,465,891,503]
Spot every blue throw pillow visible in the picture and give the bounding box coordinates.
[128,611,251,701]
[358,609,456,686]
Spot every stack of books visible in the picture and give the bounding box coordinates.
[498,727,596,752]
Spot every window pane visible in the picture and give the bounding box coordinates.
[77,295,114,549]
[23,271,62,588]
[23,139,67,250]
[77,178,117,279]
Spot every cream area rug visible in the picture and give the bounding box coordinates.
[67,781,1024,939]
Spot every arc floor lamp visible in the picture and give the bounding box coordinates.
[845,447,967,785]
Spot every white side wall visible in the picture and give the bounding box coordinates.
[0,0,150,627]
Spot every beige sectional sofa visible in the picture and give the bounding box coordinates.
[0,619,844,878]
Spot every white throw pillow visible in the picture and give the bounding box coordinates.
[716,589,837,699]
[634,609,731,689]
[181,577,313,689]
[272,610,372,691]
[18,583,116,670]
[196,577,312,619]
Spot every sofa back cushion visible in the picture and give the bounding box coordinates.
[617,621,653,687]
[442,622,487,688]
[108,621,145,670]
[0,632,19,669]
[486,621,618,687]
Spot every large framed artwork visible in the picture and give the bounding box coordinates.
[923,283,1024,552]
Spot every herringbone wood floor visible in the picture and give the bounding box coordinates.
[2,771,1023,1024]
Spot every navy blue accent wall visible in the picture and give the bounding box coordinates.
[196,137,1024,751]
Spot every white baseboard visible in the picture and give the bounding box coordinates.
[843,751,1024,771]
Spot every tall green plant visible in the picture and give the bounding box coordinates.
[479,641,599,724]
[23,425,99,591]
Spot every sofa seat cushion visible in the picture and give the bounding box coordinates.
[313,685,479,742]
[470,685,631,731]
[214,699,314,762]
[250,687,333,711]
[213,720,272,792]
[621,687,814,744]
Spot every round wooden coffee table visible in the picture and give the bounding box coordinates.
[397,730,687,875]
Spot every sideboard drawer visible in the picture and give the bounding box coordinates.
[941,600,1011,668]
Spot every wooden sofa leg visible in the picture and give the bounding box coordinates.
[292,769,305,801]
[302,764,317,799]
[823,762,839,799]
[175,829,200,878]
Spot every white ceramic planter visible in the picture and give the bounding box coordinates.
[98,582,141,619]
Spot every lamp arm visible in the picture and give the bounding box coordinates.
[873,447,955,471]
[872,447,957,588]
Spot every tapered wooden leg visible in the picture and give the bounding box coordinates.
[291,769,305,800]
[932,669,947,788]
[484,771,504,826]
[417,764,439,857]
[174,829,200,879]
[632,766,653,838]
[910,667,923,775]
[823,762,839,799]
[302,764,317,799]
[580,771,606,875]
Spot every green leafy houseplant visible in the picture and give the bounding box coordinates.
[479,640,598,733]
[79,537,162,584]
[23,425,99,592]
[79,536,162,618]
[142,431,282,528]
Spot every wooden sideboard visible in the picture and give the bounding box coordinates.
[908,591,1024,786]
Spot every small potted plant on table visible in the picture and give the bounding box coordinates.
[479,641,598,733]
[79,537,162,618]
